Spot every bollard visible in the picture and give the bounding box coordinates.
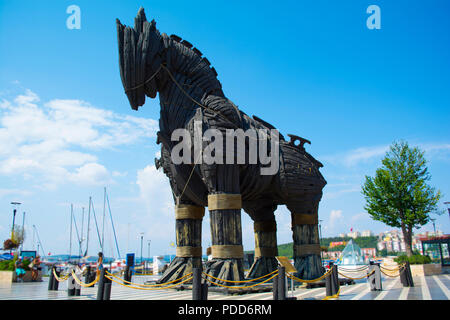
[103,276,112,300]
[368,261,382,291]
[96,268,107,300]
[124,265,132,285]
[201,282,209,300]
[53,268,60,291]
[272,274,278,300]
[48,266,55,291]
[400,261,414,287]
[85,266,94,287]
[277,266,286,300]
[325,262,338,297]
[333,263,340,294]
[67,273,76,297]
[192,268,202,300]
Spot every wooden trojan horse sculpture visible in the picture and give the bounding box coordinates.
[116,8,327,284]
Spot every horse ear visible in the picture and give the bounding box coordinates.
[150,19,157,31]
[134,7,147,32]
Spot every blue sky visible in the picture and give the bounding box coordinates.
[0,1,449,258]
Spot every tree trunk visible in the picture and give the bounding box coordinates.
[401,223,413,257]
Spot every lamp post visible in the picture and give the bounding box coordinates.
[147,240,151,274]
[10,202,21,235]
[318,219,323,259]
[140,233,144,267]
[429,218,437,237]
[444,202,450,223]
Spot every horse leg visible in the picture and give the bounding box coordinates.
[203,164,245,284]
[245,203,279,279]
[156,146,205,283]
[286,194,324,280]
[157,201,205,283]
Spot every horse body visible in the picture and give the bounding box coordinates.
[117,8,326,282]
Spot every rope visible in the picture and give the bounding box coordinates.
[106,270,193,287]
[338,265,369,272]
[204,272,278,289]
[286,266,334,283]
[71,271,100,287]
[202,269,278,284]
[380,271,400,278]
[338,269,375,280]
[53,269,70,282]
[105,274,193,290]
[124,65,162,93]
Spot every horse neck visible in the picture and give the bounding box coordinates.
[157,40,224,136]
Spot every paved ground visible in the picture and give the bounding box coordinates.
[0,274,449,300]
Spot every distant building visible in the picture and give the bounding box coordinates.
[330,241,346,248]
[347,231,360,239]
[361,230,373,237]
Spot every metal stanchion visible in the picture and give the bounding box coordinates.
[48,266,55,291]
[400,261,414,287]
[325,262,338,297]
[96,268,106,300]
[277,266,286,300]
[192,268,202,300]
[67,273,76,297]
[201,282,209,300]
[272,274,278,300]
[103,276,112,300]
[369,261,382,291]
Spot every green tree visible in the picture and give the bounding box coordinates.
[362,141,441,257]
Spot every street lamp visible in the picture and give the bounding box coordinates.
[429,218,437,236]
[140,233,144,267]
[318,219,323,259]
[444,202,450,223]
[10,202,21,235]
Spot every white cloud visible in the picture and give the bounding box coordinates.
[0,89,158,188]
[329,209,343,228]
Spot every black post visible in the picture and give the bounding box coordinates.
[96,268,107,300]
[333,263,340,294]
[405,261,414,287]
[192,267,202,300]
[277,266,286,300]
[67,273,76,297]
[53,268,60,291]
[48,266,55,291]
[201,282,209,300]
[103,276,112,300]
[272,273,278,300]
[325,269,332,296]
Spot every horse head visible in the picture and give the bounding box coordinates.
[116,7,163,110]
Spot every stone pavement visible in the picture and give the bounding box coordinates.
[0,274,449,300]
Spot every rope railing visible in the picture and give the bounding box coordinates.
[286,266,334,283]
[105,270,193,287]
[104,273,194,290]
[71,270,100,287]
[203,272,279,289]
[202,269,278,284]
[53,268,71,282]
[338,265,369,272]
[338,269,375,280]
[322,287,341,300]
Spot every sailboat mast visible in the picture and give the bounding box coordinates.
[69,204,73,262]
[85,197,91,257]
[80,207,85,257]
[101,187,106,253]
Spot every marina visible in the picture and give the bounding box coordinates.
[0,274,449,300]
